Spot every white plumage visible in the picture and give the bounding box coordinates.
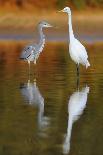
[69,39,90,69]
[59,7,90,74]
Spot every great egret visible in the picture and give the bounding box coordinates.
[59,7,90,75]
[20,21,52,73]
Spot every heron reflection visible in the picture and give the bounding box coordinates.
[63,85,89,154]
[20,79,50,132]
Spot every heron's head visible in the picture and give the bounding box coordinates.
[39,21,52,28]
[59,7,71,14]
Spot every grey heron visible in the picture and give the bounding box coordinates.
[59,7,90,76]
[63,86,89,154]
[20,21,52,73]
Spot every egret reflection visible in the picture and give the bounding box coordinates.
[63,85,90,154]
[20,79,50,133]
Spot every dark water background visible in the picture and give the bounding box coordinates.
[0,40,103,155]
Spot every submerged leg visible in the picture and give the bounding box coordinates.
[34,59,36,65]
[34,78,36,85]
[27,78,30,87]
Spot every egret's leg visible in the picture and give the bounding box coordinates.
[76,76,80,91]
[76,64,79,77]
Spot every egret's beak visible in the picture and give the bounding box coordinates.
[58,9,63,12]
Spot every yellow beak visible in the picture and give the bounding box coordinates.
[58,9,63,12]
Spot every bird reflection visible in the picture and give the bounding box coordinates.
[20,79,50,133]
[63,85,90,154]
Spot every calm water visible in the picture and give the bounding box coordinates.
[0,41,103,155]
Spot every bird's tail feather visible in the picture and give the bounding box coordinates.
[86,60,90,69]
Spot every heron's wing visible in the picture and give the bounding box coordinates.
[20,45,36,59]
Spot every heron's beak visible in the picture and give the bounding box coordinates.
[48,24,53,27]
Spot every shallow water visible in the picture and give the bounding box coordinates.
[0,33,103,43]
[0,42,103,155]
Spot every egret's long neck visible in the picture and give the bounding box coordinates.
[68,11,74,42]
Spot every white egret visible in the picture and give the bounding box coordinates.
[59,7,90,75]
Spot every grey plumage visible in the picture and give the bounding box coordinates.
[20,45,36,61]
[20,21,52,65]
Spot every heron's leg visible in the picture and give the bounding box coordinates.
[34,78,36,84]
[27,61,31,87]
[34,59,36,65]
[76,64,79,77]
[34,59,37,79]
[27,79,30,87]
[28,60,30,76]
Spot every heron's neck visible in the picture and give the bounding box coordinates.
[39,26,45,41]
[68,11,74,42]
[38,26,45,48]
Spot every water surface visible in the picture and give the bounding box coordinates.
[0,42,103,155]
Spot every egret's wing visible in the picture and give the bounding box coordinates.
[75,39,88,65]
[75,39,88,58]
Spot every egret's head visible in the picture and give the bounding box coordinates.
[59,7,71,14]
[39,21,52,28]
